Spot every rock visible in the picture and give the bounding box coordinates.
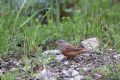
[16,77,21,80]
[43,50,65,61]
[43,50,61,55]
[62,69,70,77]
[70,76,85,80]
[35,68,56,80]
[76,67,80,71]
[0,69,4,76]
[56,54,65,62]
[71,70,79,76]
[93,73,104,79]
[33,63,44,73]
[63,78,70,80]
[70,65,76,68]
[49,62,58,68]
[81,37,99,50]
[82,53,92,57]
[63,61,69,65]
[74,75,85,80]
[113,54,120,60]
[82,67,91,72]
[69,78,74,80]
[10,67,16,71]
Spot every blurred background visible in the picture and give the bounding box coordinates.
[0,0,120,54]
[0,0,120,80]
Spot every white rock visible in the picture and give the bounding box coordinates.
[35,69,56,80]
[43,50,65,61]
[81,37,99,50]
[82,67,91,72]
[56,54,65,62]
[0,69,4,76]
[82,53,91,56]
[64,78,69,80]
[71,70,79,76]
[62,69,70,77]
[69,78,74,80]
[63,61,69,65]
[113,54,120,60]
[94,73,103,79]
[10,67,17,71]
[43,50,61,55]
[74,75,85,80]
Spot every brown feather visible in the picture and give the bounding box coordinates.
[56,40,87,57]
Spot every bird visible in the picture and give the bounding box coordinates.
[56,40,87,57]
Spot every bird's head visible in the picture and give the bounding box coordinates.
[55,40,66,48]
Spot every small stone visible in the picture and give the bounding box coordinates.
[42,50,65,61]
[56,54,65,62]
[70,65,76,68]
[63,61,69,65]
[69,78,74,80]
[113,54,120,60]
[62,69,70,77]
[94,73,104,79]
[49,62,58,68]
[82,53,91,56]
[0,69,4,76]
[23,66,31,71]
[82,67,91,72]
[63,78,69,80]
[10,67,16,71]
[19,60,25,67]
[69,68,75,72]
[43,50,61,55]
[16,77,21,80]
[74,75,85,80]
[71,70,79,76]
[76,68,80,71]
[35,69,56,80]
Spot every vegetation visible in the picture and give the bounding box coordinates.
[0,0,120,80]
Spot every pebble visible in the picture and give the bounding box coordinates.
[0,69,4,75]
[69,75,85,80]
[35,69,56,80]
[62,69,70,77]
[74,75,85,80]
[71,70,79,76]
[69,78,74,80]
[94,73,104,79]
[82,67,91,72]
[63,61,69,65]
[113,54,120,60]
[42,50,65,61]
[56,54,65,62]
[10,67,16,71]
[43,50,61,55]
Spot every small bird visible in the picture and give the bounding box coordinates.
[56,40,87,57]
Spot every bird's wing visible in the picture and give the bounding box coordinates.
[66,44,84,52]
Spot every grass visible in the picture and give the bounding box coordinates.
[1,71,18,80]
[0,0,120,55]
[0,0,120,79]
[92,64,120,80]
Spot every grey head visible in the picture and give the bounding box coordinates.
[56,40,67,49]
[58,40,66,43]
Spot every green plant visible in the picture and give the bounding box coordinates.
[1,71,18,80]
[0,0,120,79]
[0,28,8,55]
